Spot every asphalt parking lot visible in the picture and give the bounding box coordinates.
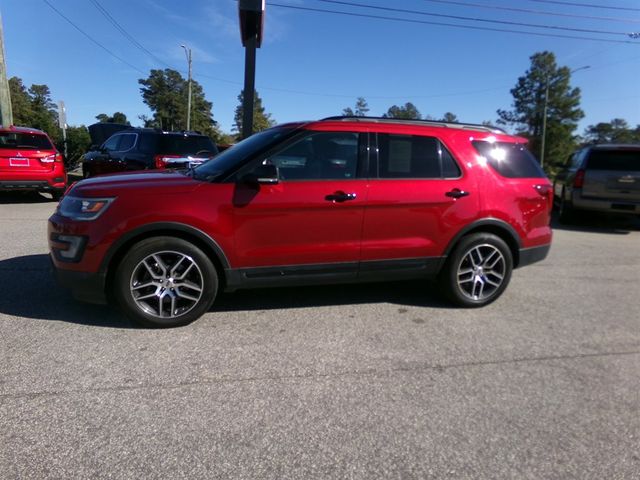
[1,191,639,479]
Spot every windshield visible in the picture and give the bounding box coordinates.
[0,132,53,150]
[193,126,297,180]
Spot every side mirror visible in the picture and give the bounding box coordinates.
[241,164,279,185]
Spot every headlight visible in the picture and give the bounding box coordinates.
[57,196,115,221]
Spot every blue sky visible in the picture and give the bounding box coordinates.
[1,0,639,135]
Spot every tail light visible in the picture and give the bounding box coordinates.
[41,153,63,163]
[534,184,554,210]
[573,169,585,188]
[154,155,182,169]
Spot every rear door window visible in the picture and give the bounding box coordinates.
[375,134,461,179]
[472,141,546,178]
[586,150,640,172]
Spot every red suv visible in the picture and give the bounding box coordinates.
[1,126,66,200]
[49,117,553,327]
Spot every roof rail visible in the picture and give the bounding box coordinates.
[320,116,507,135]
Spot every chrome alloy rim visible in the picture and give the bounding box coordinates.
[456,244,506,301]
[130,251,204,319]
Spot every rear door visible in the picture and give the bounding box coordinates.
[582,148,640,202]
[361,132,478,268]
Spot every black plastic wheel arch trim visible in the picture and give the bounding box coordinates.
[98,222,231,275]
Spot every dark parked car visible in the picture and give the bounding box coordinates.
[554,144,640,222]
[50,116,553,327]
[0,125,66,200]
[82,124,219,177]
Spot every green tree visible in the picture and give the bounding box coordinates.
[28,84,59,137]
[342,97,370,117]
[440,112,458,123]
[61,125,92,168]
[8,77,34,127]
[138,69,219,138]
[233,89,275,137]
[497,51,584,169]
[383,102,421,120]
[95,112,130,125]
[583,118,640,144]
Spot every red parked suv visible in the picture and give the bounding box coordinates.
[49,117,553,327]
[1,126,66,200]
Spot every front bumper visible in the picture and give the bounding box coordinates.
[51,255,108,304]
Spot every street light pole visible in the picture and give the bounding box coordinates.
[540,65,590,168]
[181,45,192,131]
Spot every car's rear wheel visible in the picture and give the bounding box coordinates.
[558,190,575,224]
[440,233,513,308]
[113,237,218,327]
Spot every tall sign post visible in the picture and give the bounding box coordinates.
[238,0,265,140]
[57,100,68,158]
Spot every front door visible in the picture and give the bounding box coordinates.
[232,131,369,279]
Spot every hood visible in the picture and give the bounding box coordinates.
[88,122,132,146]
[70,171,202,197]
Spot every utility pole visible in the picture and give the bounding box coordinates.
[181,45,192,131]
[0,11,13,127]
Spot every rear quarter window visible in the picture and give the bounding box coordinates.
[472,141,546,178]
[586,149,640,172]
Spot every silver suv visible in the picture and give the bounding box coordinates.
[554,144,640,222]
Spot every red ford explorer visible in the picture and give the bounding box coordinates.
[1,125,66,200]
[49,117,552,327]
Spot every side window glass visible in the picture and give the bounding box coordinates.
[378,134,450,178]
[116,134,136,152]
[138,133,156,153]
[102,135,120,152]
[441,144,461,178]
[268,132,359,181]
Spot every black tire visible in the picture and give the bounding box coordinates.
[113,236,218,328]
[439,233,513,308]
[50,189,64,202]
[558,191,574,224]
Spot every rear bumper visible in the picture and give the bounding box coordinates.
[0,179,66,191]
[572,191,640,214]
[518,244,550,268]
[51,256,107,304]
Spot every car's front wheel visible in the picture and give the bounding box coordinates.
[440,233,513,308]
[113,237,218,327]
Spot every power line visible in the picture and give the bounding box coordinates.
[88,0,174,69]
[270,2,640,45]
[419,0,640,24]
[315,0,630,36]
[526,0,640,13]
[42,0,145,74]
